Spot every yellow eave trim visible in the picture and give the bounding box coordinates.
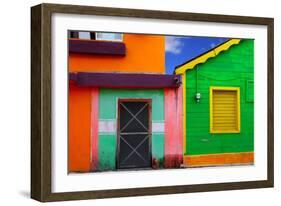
[175,39,241,74]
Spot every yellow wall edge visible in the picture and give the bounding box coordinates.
[182,73,187,154]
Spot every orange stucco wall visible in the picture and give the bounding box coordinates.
[69,34,165,172]
[69,34,165,74]
[68,84,92,172]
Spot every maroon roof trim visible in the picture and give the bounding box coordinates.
[69,39,126,56]
[69,72,182,88]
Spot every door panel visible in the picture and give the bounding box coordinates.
[118,100,151,169]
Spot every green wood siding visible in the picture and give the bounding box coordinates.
[185,39,254,155]
[98,89,164,170]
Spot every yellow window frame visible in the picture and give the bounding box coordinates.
[210,86,241,133]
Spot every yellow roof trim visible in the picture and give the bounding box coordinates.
[175,39,241,74]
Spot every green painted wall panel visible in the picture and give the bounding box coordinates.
[98,134,116,171]
[99,89,164,120]
[151,134,165,167]
[185,39,254,156]
[98,89,165,170]
[246,80,254,102]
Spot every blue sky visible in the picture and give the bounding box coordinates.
[165,36,228,74]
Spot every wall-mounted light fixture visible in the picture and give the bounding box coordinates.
[195,92,201,103]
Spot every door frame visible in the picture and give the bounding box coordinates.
[116,98,152,170]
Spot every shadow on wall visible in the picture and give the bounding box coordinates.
[18,190,30,198]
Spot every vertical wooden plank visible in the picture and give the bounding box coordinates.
[267,20,274,186]
[91,88,99,171]
[31,4,42,201]
[164,87,183,168]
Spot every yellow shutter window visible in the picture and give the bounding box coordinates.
[210,87,240,133]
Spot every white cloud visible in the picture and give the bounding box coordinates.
[165,36,184,54]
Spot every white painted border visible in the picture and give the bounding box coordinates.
[152,122,165,133]
[98,120,116,133]
[52,13,267,192]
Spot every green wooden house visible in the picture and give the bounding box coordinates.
[175,39,254,167]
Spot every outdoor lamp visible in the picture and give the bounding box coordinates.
[195,92,201,103]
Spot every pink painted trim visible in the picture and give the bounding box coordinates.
[164,86,183,168]
[177,86,183,158]
[91,88,99,171]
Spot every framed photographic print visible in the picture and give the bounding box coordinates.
[31,3,274,202]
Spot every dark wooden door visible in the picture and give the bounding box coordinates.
[117,100,151,169]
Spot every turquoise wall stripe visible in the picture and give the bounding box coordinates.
[98,89,165,170]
